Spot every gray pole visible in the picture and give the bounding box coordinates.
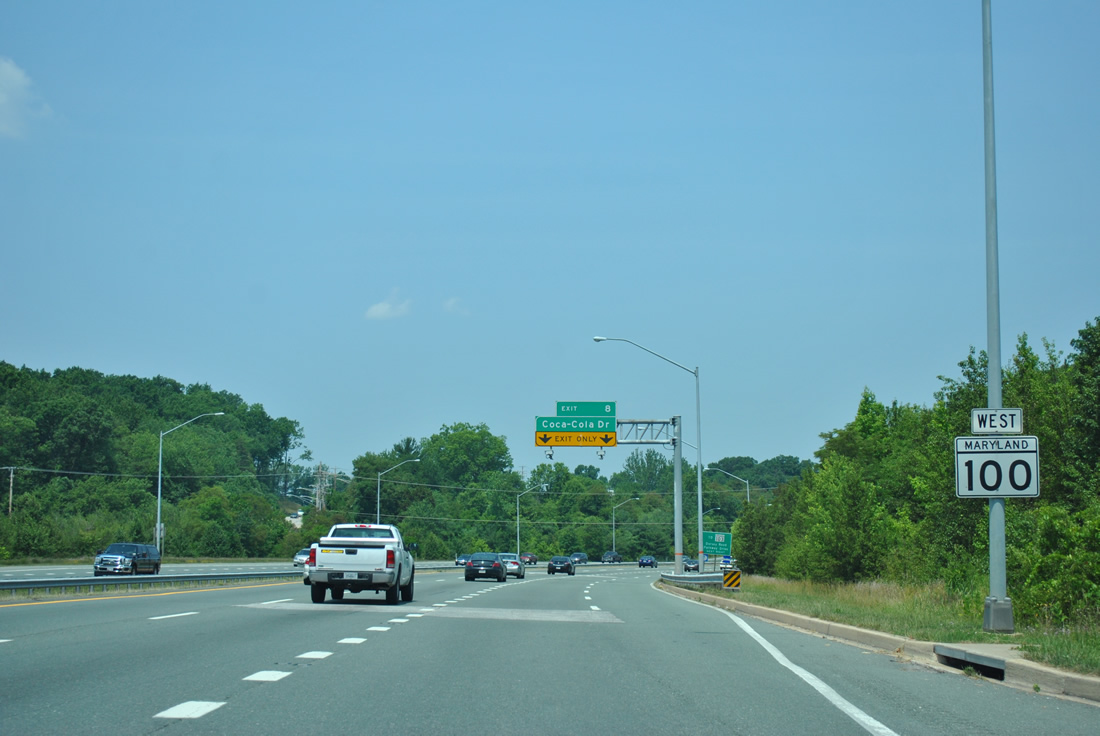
[982,0,1013,633]
[673,416,684,574]
[156,412,224,555]
[694,369,704,578]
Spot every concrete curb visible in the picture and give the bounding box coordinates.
[660,581,1099,705]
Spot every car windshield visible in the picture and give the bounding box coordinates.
[551,557,569,563]
[500,554,518,561]
[104,544,139,554]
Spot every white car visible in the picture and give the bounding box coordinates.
[293,548,310,567]
[499,553,526,579]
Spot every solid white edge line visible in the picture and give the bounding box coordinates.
[149,612,199,620]
[656,586,899,736]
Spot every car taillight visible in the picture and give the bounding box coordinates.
[466,561,474,567]
[308,547,316,566]
[493,562,501,568]
[386,549,395,568]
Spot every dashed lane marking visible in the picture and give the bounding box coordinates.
[339,637,367,644]
[149,612,199,620]
[297,651,332,659]
[155,701,226,719]
[244,671,292,682]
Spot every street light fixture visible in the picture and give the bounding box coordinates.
[376,458,420,524]
[704,507,721,517]
[516,483,547,556]
[706,466,750,504]
[612,497,640,553]
[156,412,224,554]
[595,336,703,575]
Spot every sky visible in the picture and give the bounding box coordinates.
[3,2,1098,481]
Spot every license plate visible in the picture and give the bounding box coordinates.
[344,572,359,580]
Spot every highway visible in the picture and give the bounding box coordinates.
[2,565,1096,735]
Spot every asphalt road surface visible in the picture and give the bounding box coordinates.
[2,567,1096,735]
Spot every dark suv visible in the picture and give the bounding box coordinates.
[94,543,161,575]
[601,551,623,563]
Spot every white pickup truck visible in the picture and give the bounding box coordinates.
[304,523,415,604]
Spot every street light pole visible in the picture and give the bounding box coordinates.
[517,483,546,556]
[706,466,750,504]
[612,497,640,553]
[376,458,420,524]
[595,336,703,575]
[157,412,224,554]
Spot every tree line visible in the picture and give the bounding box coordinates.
[2,315,1097,626]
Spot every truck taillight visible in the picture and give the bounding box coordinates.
[386,549,395,568]
[308,547,316,566]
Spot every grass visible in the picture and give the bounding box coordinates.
[689,575,1100,677]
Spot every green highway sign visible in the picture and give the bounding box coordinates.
[557,401,616,417]
[537,416,616,432]
[702,531,732,556]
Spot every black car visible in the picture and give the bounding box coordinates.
[682,557,700,572]
[465,553,508,582]
[638,555,658,568]
[601,551,623,563]
[94,543,161,575]
[547,556,575,575]
[519,552,538,565]
[569,552,589,566]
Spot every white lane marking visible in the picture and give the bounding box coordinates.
[667,589,898,736]
[585,596,592,600]
[155,701,226,719]
[419,607,435,612]
[260,598,293,605]
[406,613,425,618]
[0,639,11,643]
[590,606,600,611]
[339,638,367,644]
[149,612,199,620]
[297,651,332,659]
[427,607,621,623]
[367,626,390,632]
[388,618,409,623]
[432,603,447,607]
[445,600,459,603]
[244,671,292,682]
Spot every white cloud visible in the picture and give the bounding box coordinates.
[0,57,49,139]
[443,297,470,316]
[364,290,411,320]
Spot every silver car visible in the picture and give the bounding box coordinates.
[293,548,310,567]
[499,553,526,579]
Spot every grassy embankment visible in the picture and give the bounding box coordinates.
[695,576,1100,677]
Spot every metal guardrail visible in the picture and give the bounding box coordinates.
[0,571,304,596]
[660,572,724,585]
[0,562,461,597]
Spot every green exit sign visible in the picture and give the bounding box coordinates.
[702,531,731,556]
[557,401,616,417]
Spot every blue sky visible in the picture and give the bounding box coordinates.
[3,2,1097,480]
